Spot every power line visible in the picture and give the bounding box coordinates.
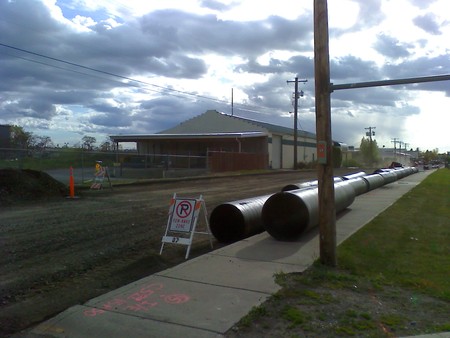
[0,42,282,116]
[1,51,149,90]
[0,42,221,100]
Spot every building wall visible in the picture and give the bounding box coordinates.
[269,133,317,169]
[122,111,324,170]
[134,133,319,170]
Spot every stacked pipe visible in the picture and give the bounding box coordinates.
[281,176,344,192]
[209,168,418,243]
[261,180,356,241]
[209,194,272,243]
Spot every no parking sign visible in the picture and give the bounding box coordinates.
[169,199,197,233]
[160,193,213,259]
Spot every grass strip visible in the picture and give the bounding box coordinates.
[230,169,450,337]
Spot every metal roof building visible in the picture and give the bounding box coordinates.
[110,110,320,170]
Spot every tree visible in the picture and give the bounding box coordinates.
[82,136,96,150]
[34,135,54,149]
[10,125,33,149]
[359,137,380,166]
[421,149,438,163]
[332,146,342,168]
[99,139,112,152]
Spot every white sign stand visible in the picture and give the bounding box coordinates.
[160,193,213,259]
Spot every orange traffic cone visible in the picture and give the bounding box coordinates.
[67,166,78,199]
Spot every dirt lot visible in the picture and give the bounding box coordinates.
[0,169,335,337]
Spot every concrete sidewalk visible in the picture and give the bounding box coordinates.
[20,170,448,338]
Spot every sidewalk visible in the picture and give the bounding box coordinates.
[19,170,448,338]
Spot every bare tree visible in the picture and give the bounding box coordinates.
[82,136,96,150]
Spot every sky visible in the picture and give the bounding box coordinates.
[0,0,449,153]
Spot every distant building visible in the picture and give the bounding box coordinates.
[110,110,346,171]
[379,147,418,166]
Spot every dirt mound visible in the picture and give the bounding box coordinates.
[0,168,68,206]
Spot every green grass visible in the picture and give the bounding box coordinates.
[233,169,450,337]
[338,169,450,301]
[0,148,117,171]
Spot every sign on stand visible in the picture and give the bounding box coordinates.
[90,161,112,190]
[160,193,213,259]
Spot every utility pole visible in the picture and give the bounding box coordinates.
[231,88,234,116]
[365,126,376,166]
[314,0,336,266]
[365,126,376,142]
[404,142,410,165]
[391,138,399,161]
[287,77,307,169]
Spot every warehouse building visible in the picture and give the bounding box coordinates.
[110,110,333,171]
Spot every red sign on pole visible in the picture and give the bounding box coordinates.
[317,141,327,164]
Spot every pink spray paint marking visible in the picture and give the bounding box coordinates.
[83,282,190,317]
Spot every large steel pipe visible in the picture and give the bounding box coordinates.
[378,171,398,184]
[394,167,412,179]
[262,181,356,241]
[345,177,369,196]
[341,171,367,180]
[282,177,343,192]
[362,174,385,191]
[209,194,273,243]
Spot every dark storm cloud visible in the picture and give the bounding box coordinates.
[0,0,318,137]
[234,55,315,78]
[330,56,380,81]
[381,54,450,79]
[0,0,448,149]
[413,13,442,35]
[332,86,406,108]
[355,0,384,27]
[373,34,412,59]
[244,77,295,110]
[1,99,57,120]
[136,97,219,133]
[381,55,450,95]
[89,111,132,128]
[139,9,312,57]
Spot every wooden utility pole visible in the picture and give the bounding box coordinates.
[287,77,307,169]
[314,0,336,266]
[365,126,376,166]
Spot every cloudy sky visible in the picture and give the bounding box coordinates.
[1,0,449,152]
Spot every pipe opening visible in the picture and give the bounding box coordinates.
[210,204,246,243]
[262,192,309,241]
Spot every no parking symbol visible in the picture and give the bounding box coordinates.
[169,199,197,232]
[161,193,213,259]
[176,201,192,219]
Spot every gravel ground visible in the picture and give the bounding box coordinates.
[1,169,332,337]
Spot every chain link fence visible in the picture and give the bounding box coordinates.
[0,148,209,183]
